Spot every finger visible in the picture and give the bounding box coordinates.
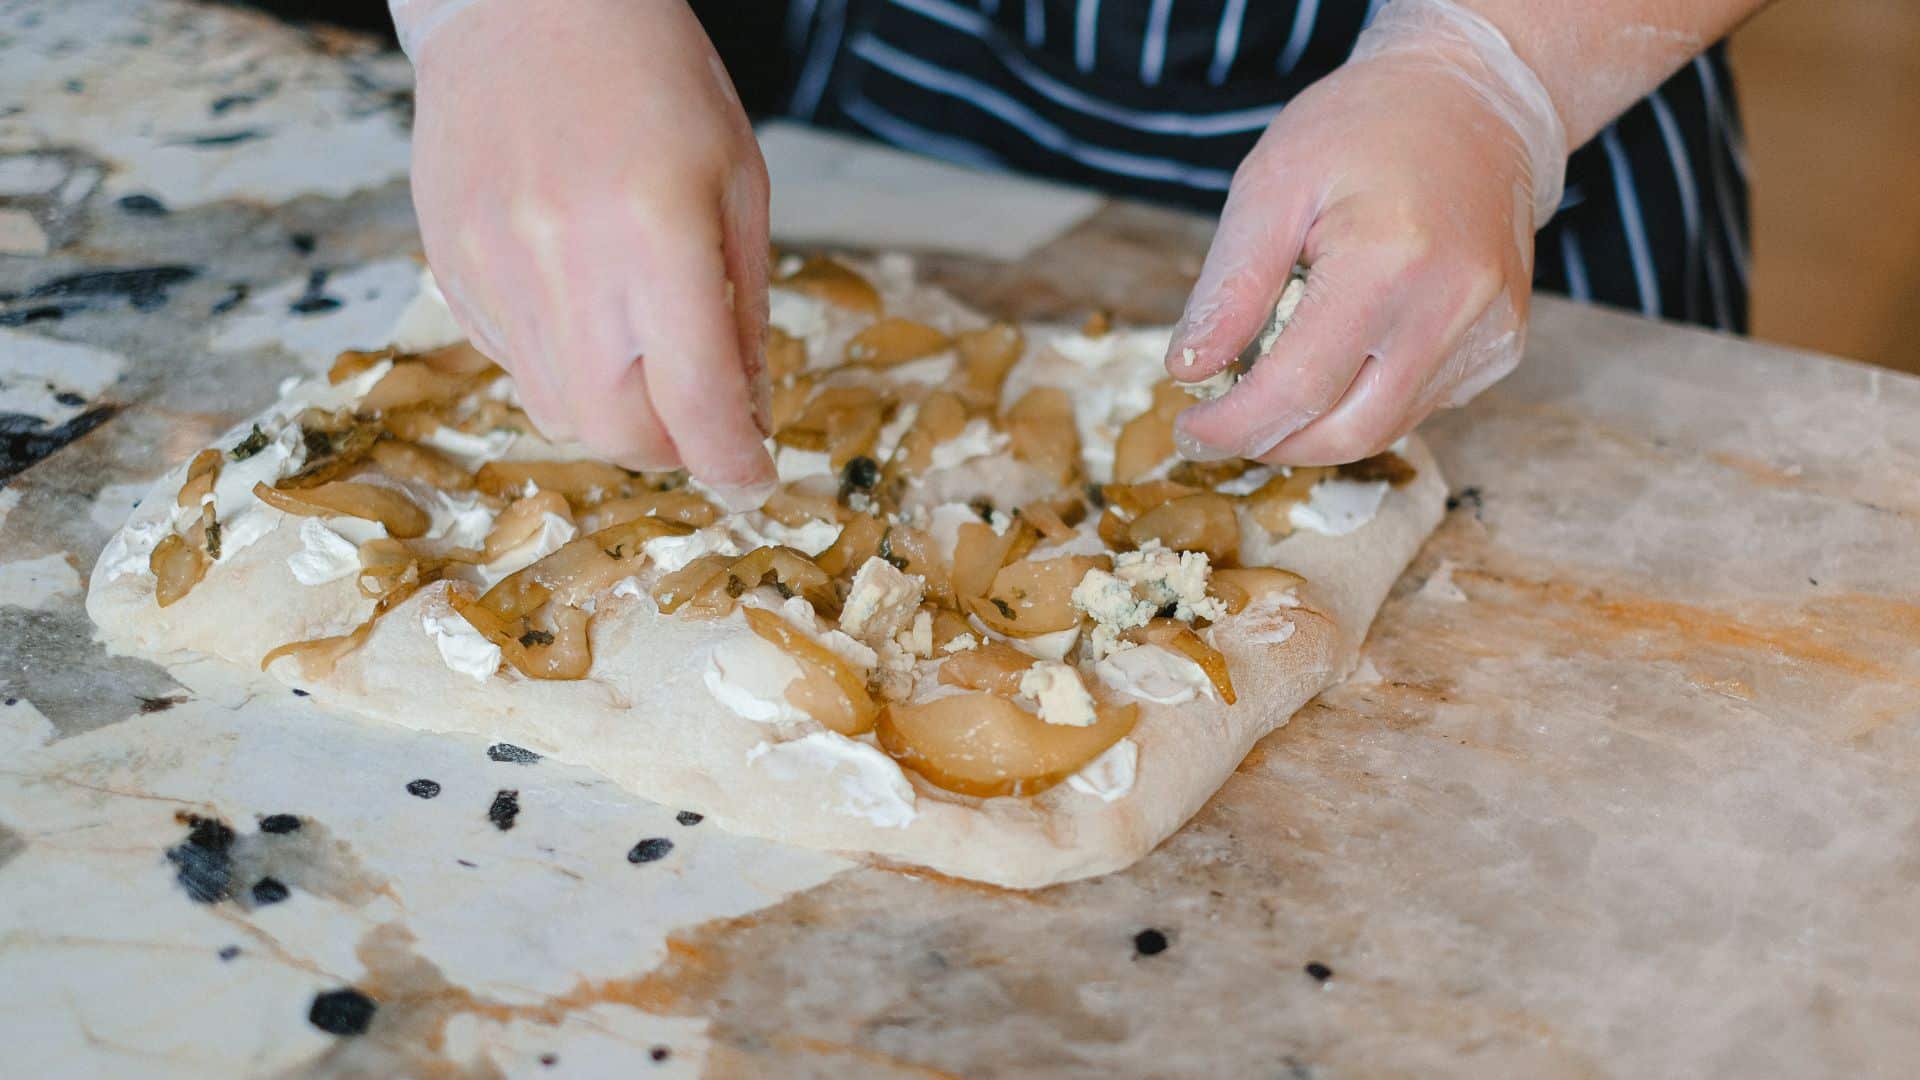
[1163,147,1318,384]
[719,155,773,435]
[1174,235,1393,461]
[537,290,681,471]
[1254,348,1431,466]
[629,218,776,505]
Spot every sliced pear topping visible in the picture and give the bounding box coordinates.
[412,340,497,377]
[474,460,633,507]
[1128,619,1236,704]
[845,317,952,368]
[584,489,721,530]
[150,532,209,607]
[1126,492,1239,563]
[766,325,808,382]
[361,360,475,413]
[1003,387,1080,485]
[1111,380,1190,484]
[743,606,877,736]
[1243,467,1333,535]
[688,546,836,616]
[253,480,431,539]
[877,693,1137,798]
[968,554,1107,638]
[654,553,733,614]
[816,513,887,577]
[328,347,393,385]
[483,490,573,561]
[370,440,474,491]
[950,323,1023,410]
[887,390,967,479]
[936,638,1034,696]
[947,518,1036,603]
[1208,567,1306,615]
[177,448,222,509]
[775,255,881,315]
[279,418,380,489]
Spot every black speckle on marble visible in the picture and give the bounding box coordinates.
[456,858,478,868]
[1305,961,1333,982]
[488,790,520,830]
[170,129,266,148]
[116,193,168,216]
[258,814,301,834]
[308,988,377,1036]
[166,813,236,904]
[218,945,241,961]
[539,1053,558,1067]
[251,876,290,905]
[650,1046,671,1063]
[209,92,259,116]
[20,265,196,310]
[210,283,249,316]
[64,78,83,94]
[406,779,441,799]
[136,694,181,714]
[487,742,541,765]
[0,304,68,326]
[288,268,341,315]
[1133,928,1168,956]
[3,697,16,706]
[52,391,85,407]
[675,810,703,827]
[291,688,309,697]
[1445,486,1484,517]
[1,405,122,482]
[289,232,316,255]
[627,837,673,864]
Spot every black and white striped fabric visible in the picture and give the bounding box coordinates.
[709,0,1750,332]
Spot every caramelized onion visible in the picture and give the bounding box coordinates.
[327,348,393,385]
[361,360,475,413]
[583,489,721,530]
[688,546,835,615]
[252,480,431,539]
[877,693,1137,798]
[279,422,380,489]
[412,340,496,377]
[477,516,691,616]
[654,554,733,614]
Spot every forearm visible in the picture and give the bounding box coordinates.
[1458,0,1775,146]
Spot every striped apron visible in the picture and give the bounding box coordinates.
[702,0,1751,332]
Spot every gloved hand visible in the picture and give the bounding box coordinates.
[394,0,776,504]
[1168,0,1566,466]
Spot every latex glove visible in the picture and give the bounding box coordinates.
[1168,0,1566,466]
[395,0,776,503]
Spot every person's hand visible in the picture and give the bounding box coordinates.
[399,0,776,503]
[1167,0,1566,466]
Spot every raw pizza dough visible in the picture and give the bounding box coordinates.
[88,256,1444,889]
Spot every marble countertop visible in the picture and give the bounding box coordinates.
[4,2,1920,1077]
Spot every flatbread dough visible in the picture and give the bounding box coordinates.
[88,256,1444,889]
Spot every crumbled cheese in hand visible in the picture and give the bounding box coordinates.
[840,556,925,647]
[1182,365,1238,401]
[1113,541,1225,622]
[1018,660,1099,727]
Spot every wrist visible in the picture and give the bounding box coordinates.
[1352,0,1568,227]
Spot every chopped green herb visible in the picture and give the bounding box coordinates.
[229,424,269,461]
[725,575,748,598]
[204,519,223,560]
[774,581,796,600]
[991,598,1016,620]
[517,628,555,648]
[603,544,625,559]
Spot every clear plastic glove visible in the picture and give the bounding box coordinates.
[395,0,776,503]
[1168,0,1566,466]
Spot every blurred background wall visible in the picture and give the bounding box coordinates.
[1731,0,1920,375]
[239,0,1920,375]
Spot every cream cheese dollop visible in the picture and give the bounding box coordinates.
[1289,479,1388,536]
[1094,644,1213,705]
[420,606,502,681]
[1067,738,1138,802]
[419,425,517,468]
[702,633,807,726]
[746,732,917,828]
[285,518,363,585]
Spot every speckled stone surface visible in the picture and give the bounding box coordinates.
[4,3,1920,1077]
